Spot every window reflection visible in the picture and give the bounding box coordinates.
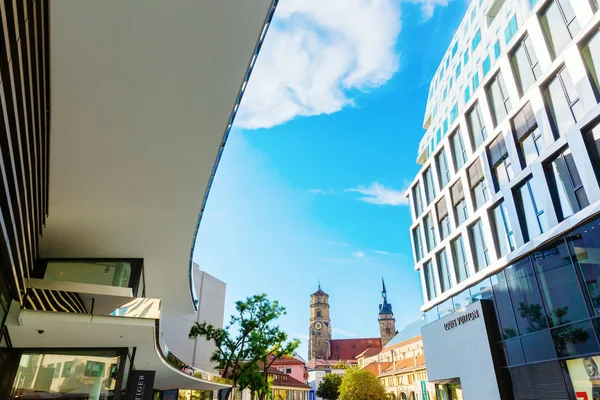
[493,271,519,339]
[531,240,589,327]
[567,220,600,316]
[552,320,599,358]
[505,257,548,335]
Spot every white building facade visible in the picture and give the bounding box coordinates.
[408,0,600,397]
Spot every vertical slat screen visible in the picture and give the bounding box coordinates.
[0,0,49,304]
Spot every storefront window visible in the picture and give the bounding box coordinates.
[505,257,548,335]
[12,350,123,399]
[565,355,600,399]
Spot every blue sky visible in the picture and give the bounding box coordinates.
[194,0,470,359]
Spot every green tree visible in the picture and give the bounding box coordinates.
[189,294,298,400]
[317,373,342,400]
[339,368,386,400]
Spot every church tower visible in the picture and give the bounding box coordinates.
[308,282,332,360]
[378,278,396,346]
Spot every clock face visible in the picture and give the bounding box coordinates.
[314,321,323,330]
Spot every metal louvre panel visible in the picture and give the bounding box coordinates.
[488,134,508,166]
[436,197,448,220]
[451,181,464,206]
[0,0,49,303]
[510,361,570,400]
[513,102,536,140]
[23,288,89,314]
[468,159,485,189]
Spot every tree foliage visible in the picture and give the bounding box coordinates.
[189,294,299,400]
[317,373,342,400]
[339,368,386,400]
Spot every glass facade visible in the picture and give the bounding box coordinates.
[512,102,544,167]
[437,249,452,293]
[424,261,438,301]
[424,167,437,205]
[413,184,424,217]
[424,213,437,252]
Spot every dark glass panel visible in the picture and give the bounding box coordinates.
[505,257,548,334]
[493,271,518,339]
[521,330,556,363]
[552,320,599,357]
[567,218,600,317]
[532,240,589,327]
[504,338,525,365]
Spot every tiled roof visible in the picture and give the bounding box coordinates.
[379,354,426,376]
[330,338,382,361]
[270,356,307,366]
[356,347,382,359]
[363,361,392,376]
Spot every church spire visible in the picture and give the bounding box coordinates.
[379,277,393,315]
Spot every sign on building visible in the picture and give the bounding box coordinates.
[126,370,156,400]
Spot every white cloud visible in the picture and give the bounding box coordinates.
[415,0,451,19]
[345,182,408,206]
[235,0,402,129]
[332,328,358,338]
[309,188,336,195]
[352,251,365,259]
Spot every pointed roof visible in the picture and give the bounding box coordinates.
[379,278,393,315]
[312,280,328,296]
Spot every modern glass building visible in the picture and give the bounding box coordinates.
[407,0,600,397]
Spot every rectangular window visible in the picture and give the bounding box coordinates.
[437,250,452,293]
[412,184,424,217]
[412,225,425,262]
[504,15,518,44]
[451,236,470,282]
[450,129,469,170]
[512,102,544,166]
[468,159,489,209]
[436,149,451,188]
[436,198,451,240]
[472,72,480,90]
[472,29,482,51]
[446,56,451,70]
[424,213,437,251]
[584,121,600,184]
[544,67,583,136]
[546,147,589,220]
[488,134,513,191]
[464,50,470,66]
[541,0,581,59]
[494,40,501,59]
[581,27,600,99]
[489,76,511,129]
[423,168,436,204]
[465,85,471,103]
[456,63,462,80]
[452,42,459,57]
[469,219,490,271]
[515,178,548,242]
[424,261,438,301]
[450,104,458,125]
[62,361,73,378]
[451,180,469,226]
[511,35,541,96]
[491,201,515,257]
[483,55,492,77]
[467,103,488,149]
